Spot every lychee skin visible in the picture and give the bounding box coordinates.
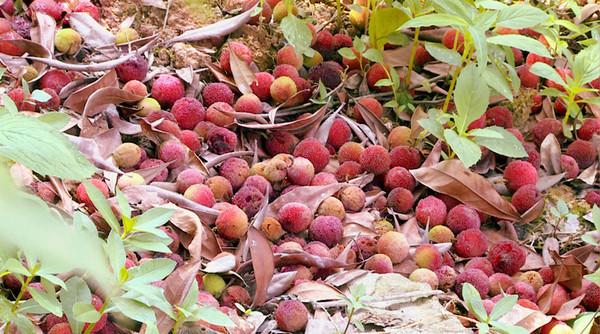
[360,145,390,175]
[366,63,392,91]
[171,97,206,130]
[317,197,345,220]
[559,154,579,179]
[273,64,300,79]
[72,1,100,20]
[35,88,60,110]
[578,118,600,141]
[465,257,494,276]
[442,29,465,53]
[243,174,273,197]
[265,131,299,156]
[526,53,553,66]
[48,323,73,334]
[377,231,409,264]
[151,75,185,108]
[517,65,540,88]
[184,184,216,207]
[511,184,541,214]
[250,72,275,101]
[488,240,526,275]
[40,70,71,94]
[287,157,315,186]
[581,281,600,311]
[327,119,352,150]
[415,195,447,227]
[274,300,308,332]
[309,215,343,247]
[387,187,413,213]
[338,142,363,164]
[112,142,142,169]
[489,273,514,296]
[139,159,168,182]
[293,138,330,173]
[205,102,234,127]
[338,186,366,212]
[115,55,148,83]
[278,202,312,233]
[76,179,109,211]
[307,61,343,89]
[158,140,187,169]
[409,268,439,289]
[215,205,249,240]
[485,106,513,128]
[585,190,600,207]
[180,130,200,152]
[428,225,454,243]
[414,244,443,270]
[446,204,481,234]
[220,285,251,308]
[364,254,394,273]
[206,176,233,201]
[29,0,63,20]
[232,186,264,217]
[532,118,563,146]
[207,127,238,154]
[388,126,411,148]
[234,93,262,114]
[7,88,35,112]
[313,30,334,55]
[123,80,148,96]
[203,83,235,106]
[219,41,253,75]
[276,44,303,69]
[454,229,488,258]
[390,146,422,169]
[504,160,538,192]
[311,172,338,186]
[435,265,457,291]
[219,157,249,190]
[456,269,490,298]
[353,97,383,123]
[384,166,415,191]
[336,161,363,181]
[270,76,297,103]
[175,168,205,193]
[506,281,536,302]
[566,139,598,169]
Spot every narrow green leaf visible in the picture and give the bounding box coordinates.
[489,295,517,320]
[84,181,120,232]
[572,312,597,334]
[487,34,551,58]
[469,27,488,70]
[192,306,234,327]
[529,62,566,88]
[473,126,527,158]
[126,258,176,285]
[29,286,63,316]
[60,277,92,334]
[424,42,462,66]
[401,13,468,29]
[483,65,514,101]
[112,297,157,323]
[105,230,126,276]
[369,8,410,50]
[73,302,102,323]
[462,282,488,321]
[444,130,482,168]
[30,89,52,103]
[453,63,490,134]
[115,189,131,220]
[134,207,173,232]
[36,112,70,130]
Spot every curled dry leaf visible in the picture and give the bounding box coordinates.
[496,304,552,332]
[68,12,115,48]
[237,101,329,134]
[31,13,56,56]
[540,134,562,175]
[382,45,412,67]
[578,162,597,185]
[203,252,236,273]
[230,50,256,95]
[411,159,521,221]
[64,70,119,113]
[275,251,348,270]
[266,271,298,300]
[550,250,586,291]
[354,97,389,147]
[83,87,145,118]
[248,227,274,307]
[0,39,51,81]
[286,280,343,303]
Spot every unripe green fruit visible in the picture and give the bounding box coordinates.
[202,274,226,298]
[55,28,82,55]
[136,97,161,116]
[115,27,139,44]
[117,172,145,189]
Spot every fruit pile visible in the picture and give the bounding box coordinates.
[1,0,600,333]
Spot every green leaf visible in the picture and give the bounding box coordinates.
[432,0,474,22]
[0,113,95,180]
[112,297,157,323]
[369,8,409,50]
[338,47,356,60]
[489,295,517,320]
[453,63,490,134]
[477,322,490,334]
[592,206,600,231]
[529,62,566,88]
[5,258,30,276]
[105,230,126,276]
[38,273,67,290]
[60,276,92,334]
[572,312,598,334]
[134,207,173,232]
[462,283,488,321]
[573,44,600,85]
[540,87,565,97]
[181,276,199,310]
[496,4,548,29]
[476,0,507,10]
[353,37,366,53]
[469,128,503,138]
[473,126,527,158]
[362,49,383,63]
[126,258,176,285]
[191,306,235,327]
[483,66,514,101]
[584,268,600,287]
[116,188,131,220]
[375,78,393,87]
[487,34,551,58]
[489,320,529,334]
[125,233,172,253]
[401,13,468,29]
[469,27,488,69]
[444,130,482,168]
[84,181,120,232]
[30,89,52,103]
[29,285,63,316]
[424,42,462,66]
[280,16,315,58]
[2,95,19,114]
[36,112,70,130]
[73,302,102,323]
[14,314,36,334]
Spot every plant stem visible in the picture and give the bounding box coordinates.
[405,27,420,87]
[172,310,184,334]
[83,297,109,334]
[442,43,471,113]
[336,0,342,30]
[342,307,355,334]
[5,271,36,334]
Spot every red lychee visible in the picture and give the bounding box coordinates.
[578,118,600,141]
[184,184,215,207]
[151,75,185,108]
[517,64,540,88]
[465,257,494,276]
[352,97,383,123]
[250,72,275,101]
[234,93,262,114]
[390,146,422,169]
[511,184,541,214]
[415,195,447,227]
[171,97,205,130]
[219,41,253,75]
[359,145,390,175]
[485,106,513,128]
[456,269,490,298]
[293,138,330,173]
[446,204,481,234]
[76,178,109,211]
[40,70,71,94]
[115,55,148,83]
[384,166,415,191]
[158,140,187,169]
[309,215,343,247]
[274,300,308,332]
[207,126,237,154]
[504,160,538,192]
[203,83,235,106]
[366,63,391,91]
[566,139,597,169]
[327,118,352,150]
[364,254,393,273]
[454,228,488,258]
[215,205,249,240]
[488,240,526,275]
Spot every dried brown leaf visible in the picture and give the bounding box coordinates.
[203,252,236,273]
[286,281,343,302]
[248,227,274,306]
[69,12,115,48]
[83,87,144,118]
[230,49,256,94]
[64,70,119,113]
[237,102,329,134]
[31,13,56,55]
[540,134,562,175]
[497,304,552,332]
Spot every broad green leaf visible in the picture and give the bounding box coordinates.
[36,112,70,130]
[125,233,172,253]
[489,320,529,334]
[338,47,356,60]
[14,314,36,334]
[105,230,126,276]
[425,42,462,66]
[487,35,551,58]
[191,306,235,327]
[29,286,63,316]
[469,27,488,69]
[134,207,173,232]
[0,113,95,180]
[84,181,120,232]
[432,0,474,22]
[476,0,507,10]
[572,312,597,334]
[353,37,366,53]
[1,95,18,114]
[462,282,487,321]
[530,62,566,88]
[362,49,383,63]
[584,268,600,287]
[477,322,490,334]
[484,65,514,101]
[126,258,176,285]
[280,16,315,57]
[181,276,199,310]
[122,283,175,318]
[453,63,490,134]
[369,8,410,50]
[5,258,30,276]
[469,128,503,139]
[112,297,156,323]
[38,273,67,290]
[116,188,131,220]
[30,89,52,103]
[444,130,482,168]
[401,14,468,29]
[73,302,102,323]
[540,87,565,97]
[489,295,517,320]
[496,4,548,29]
[60,277,92,334]
[474,11,497,31]
[573,44,600,85]
[592,206,600,231]
[473,126,527,158]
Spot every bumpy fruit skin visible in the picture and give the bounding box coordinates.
[273,64,300,79]
[171,97,205,130]
[203,273,226,297]
[48,323,73,334]
[286,157,314,186]
[387,187,413,213]
[203,83,235,106]
[313,30,334,55]
[307,61,343,89]
[435,265,457,291]
[414,244,443,270]
[489,273,513,296]
[415,195,447,227]
[184,184,216,207]
[206,176,233,201]
[581,281,600,311]
[352,235,377,259]
[442,29,464,53]
[7,88,34,111]
[327,119,352,150]
[204,102,234,127]
[517,64,540,88]
[359,145,390,175]
[526,53,552,66]
[336,161,362,181]
[506,281,536,302]
[349,6,368,30]
[207,126,238,154]
[387,126,411,148]
[338,186,366,212]
[265,131,298,156]
[82,294,107,332]
[465,257,493,276]
[215,205,249,240]
[310,172,337,186]
[317,197,345,220]
[566,139,598,169]
[180,130,200,151]
[511,184,541,214]
[76,179,109,211]
[115,27,139,44]
[55,28,82,55]
[73,1,100,21]
[338,142,363,164]
[377,231,409,264]
[384,166,415,191]
[540,320,574,334]
[270,76,297,103]
[139,159,168,182]
[364,254,393,273]
[275,300,308,332]
[219,157,249,190]
[446,204,481,234]
[220,285,251,308]
[40,70,71,94]
[558,154,579,179]
[176,169,205,193]
[414,44,432,66]
[293,138,330,172]
[456,269,490,297]
[250,72,274,101]
[309,215,343,247]
[366,63,391,92]
[409,268,439,289]
[532,118,563,146]
[151,75,185,107]
[485,106,513,128]
[578,118,600,141]
[261,216,284,241]
[158,140,187,169]
[278,202,312,233]
[219,41,253,75]
[504,160,538,192]
[30,0,63,20]
[488,240,526,275]
[428,225,454,243]
[276,44,302,69]
[123,80,148,96]
[232,186,265,217]
[352,97,383,124]
[454,229,488,258]
[234,93,262,114]
[113,142,142,168]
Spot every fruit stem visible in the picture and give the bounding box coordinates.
[442,42,471,114]
[405,27,421,87]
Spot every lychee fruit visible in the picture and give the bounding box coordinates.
[40,70,71,94]
[414,244,443,270]
[293,138,330,172]
[203,83,235,106]
[442,29,465,53]
[585,190,600,207]
[234,93,262,114]
[327,119,352,150]
[180,130,200,151]
[206,176,233,201]
[207,126,238,154]
[435,265,457,291]
[488,240,526,275]
[336,161,363,181]
[151,75,185,107]
[270,76,297,103]
[219,41,253,75]
[366,63,391,91]
[48,323,72,334]
[489,273,514,296]
[517,64,540,88]
[137,97,161,116]
[364,254,393,273]
[465,257,493,276]
[76,178,109,211]
[215,205,249,240]
[359,145,390,175]
[158,140,187,169]
[578,118,600,141]
[518,271,543,291]
[273,64,300,79]
[112,142,142,169]
[250,72,275,101]
[384,166,415,191]
[278,202,312,233]
[309,215,343,247]
[276,44,303,69]
[171,97,205,130]
[338,186,366,212]
[428,225,454,243]
[220,285,251,309]
[115,27,139,44]
[175,169,205,193]
[115,55,148,83]
[415,195,447,227]
[532,118,563,146]
[205,102,234,127]
[504,160,538,192]
[184,184,215,207]
[387,187,414,213]
[446,204,481,234]
[485,106,513,128]
[353,97,383,123]
[287,157,315,186]
[566,139,598,169]
[311,172,338,186]
[307,61,343,89]
[581,281,600,311]
[123,80,148,96]
[54,28,81,55]
[454,228,488,258]
[388,126,411,148]
[274,300,308,332]
[409,268,439,289]
[456,269,490,297]
[219,157,249,190]
[231,186,264,217]
[377,231,409,264]
[72,1,100,20]
[390,146,422,169]
[202,273,226,297]
[506,281,536,302]
[317,197,345,220]
[511,184,541,214]
[29,0,63,20]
